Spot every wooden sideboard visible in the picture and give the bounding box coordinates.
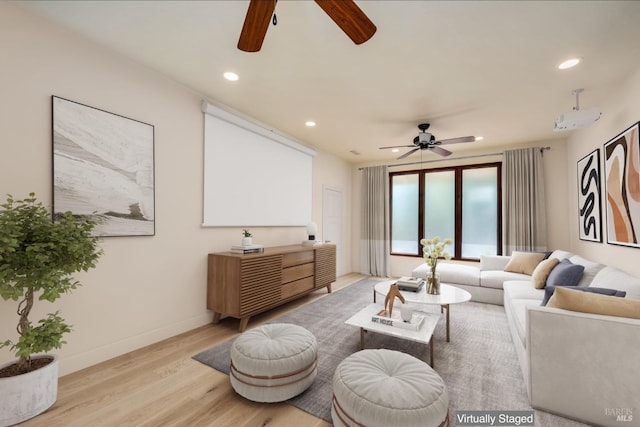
[207,244,336,331]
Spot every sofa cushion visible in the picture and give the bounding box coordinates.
[568,255,605,287]
[531,258,560,289]
[548,250,574,261]
[504,251,546,275]
[541,285,627,306]
[505,297,543,347]
[411,262,480,287]
[590,266,640,300]
[545,259,584,287]
[480,270,530,289]
[548,287,640,319]
[503,281,545,300]
[479,255,511,272]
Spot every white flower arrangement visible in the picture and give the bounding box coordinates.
[420,236,453,280]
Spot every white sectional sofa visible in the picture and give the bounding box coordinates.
[412,250,640,427]
[412,254,536,305]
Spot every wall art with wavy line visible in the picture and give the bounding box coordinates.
[604,122,640,248]
[577,149,602,242]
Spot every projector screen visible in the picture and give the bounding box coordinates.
[202,101,316,227]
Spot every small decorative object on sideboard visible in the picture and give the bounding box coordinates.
[302,222,319,246]
[420,236,452,295]
[241,229,252,246]
[230,244,264,254]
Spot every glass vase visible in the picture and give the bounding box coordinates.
[427,273,440,295]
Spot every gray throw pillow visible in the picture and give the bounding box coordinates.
[545,259,584,288]
[541,285,627,306]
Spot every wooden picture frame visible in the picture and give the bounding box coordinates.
[577,149,602,242]
[52,96,155,237]
[603,121,640,248]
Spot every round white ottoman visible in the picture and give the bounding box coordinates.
[230,323,318,403]
[332,349,449,427]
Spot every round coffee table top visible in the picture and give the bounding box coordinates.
[374,280,471,306]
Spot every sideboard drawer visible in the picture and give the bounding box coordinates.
[281,276,314,300]
[282,262,314,284]
[282,250,314,268]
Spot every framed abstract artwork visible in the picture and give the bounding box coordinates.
[577,149,602,242]
[603,121,640,248]
[52,96,155,237]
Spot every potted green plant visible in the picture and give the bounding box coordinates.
[0,193,102,426]
[242,229,253,246]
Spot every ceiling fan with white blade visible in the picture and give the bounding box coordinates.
[237,0,377,52]
[380,123,476,160]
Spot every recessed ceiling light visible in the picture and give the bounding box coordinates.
[305,121,316,127]
[475,136,484,141]
[558,58,581,70]
[223,71,239,81]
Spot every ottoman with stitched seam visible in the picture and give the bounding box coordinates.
[332,349,449,427]
[230,323,318,403]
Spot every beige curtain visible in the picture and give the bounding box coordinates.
[502,147,547,254]
[360,165,390,277]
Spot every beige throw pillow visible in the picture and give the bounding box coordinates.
[547,286,640,319]
[504,251,546,275]
[531,257,560,289]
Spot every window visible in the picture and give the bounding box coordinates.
[390,163,501,259]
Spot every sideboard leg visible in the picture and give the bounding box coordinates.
[212,312,221,324]
[238,317,250,332]
[327,284,332,293]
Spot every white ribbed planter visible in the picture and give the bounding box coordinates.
[0,355,58,427]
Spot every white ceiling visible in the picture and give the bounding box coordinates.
[18,1,640,164]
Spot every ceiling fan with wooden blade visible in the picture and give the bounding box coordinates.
[238,0,377,52]
[379,123,476,160]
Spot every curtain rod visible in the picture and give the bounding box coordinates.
[359,146,551,170]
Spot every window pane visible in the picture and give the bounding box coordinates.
[391,174,419,254]
[462,167,498,257]
[424,171,455,255]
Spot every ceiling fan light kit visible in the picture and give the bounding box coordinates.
[238,0,376,53]
[553,88,602,131]
[380,123,476,160]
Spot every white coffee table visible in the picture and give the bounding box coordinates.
[344,303,441,367]
[374,280,471,342]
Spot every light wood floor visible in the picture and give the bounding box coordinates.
[22,273,368,427]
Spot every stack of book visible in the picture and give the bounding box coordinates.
[371,309,425,331]
[396,276,425,292]
[230,244,264,254]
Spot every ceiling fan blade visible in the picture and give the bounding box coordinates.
[314,0,377,45]
[238,0,277,52]
[429,146,453,157]
[379,145,415,149]
[397,147,420,160]
[437,136,476,145]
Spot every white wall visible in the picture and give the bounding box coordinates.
[566,67,640,277]
[0,2,352,375]
[351,141,572,278]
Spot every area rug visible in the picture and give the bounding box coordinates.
[193,278,589,426]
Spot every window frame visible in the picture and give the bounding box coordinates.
[389,162,502,260]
